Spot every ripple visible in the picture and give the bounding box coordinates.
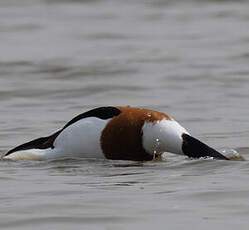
[1,216,137,228]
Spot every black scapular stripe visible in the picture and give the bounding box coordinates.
[63,106,121,129]
[5,106,121,156]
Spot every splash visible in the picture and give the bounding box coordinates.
[220,148,245,161]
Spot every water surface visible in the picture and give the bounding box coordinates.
[1,0,249,229]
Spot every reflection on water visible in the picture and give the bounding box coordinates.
[1,0,249,229]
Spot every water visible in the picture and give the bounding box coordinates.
[1,0,249,229]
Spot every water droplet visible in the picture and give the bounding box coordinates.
[152,138,161,159]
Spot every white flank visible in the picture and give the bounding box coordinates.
[5,117,110,160]
[53,117,109,158]
[142,119,189,156]
[4,149,50,160]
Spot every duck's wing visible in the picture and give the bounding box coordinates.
[5,130,61,156]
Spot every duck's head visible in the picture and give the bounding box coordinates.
[181,133,228,160]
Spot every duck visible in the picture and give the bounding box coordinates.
[3,106,229,161]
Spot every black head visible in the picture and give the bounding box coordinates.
[182,134,229,160]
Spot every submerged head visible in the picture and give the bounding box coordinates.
[181,133,229,160]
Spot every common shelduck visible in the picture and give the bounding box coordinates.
[3,106,229,161]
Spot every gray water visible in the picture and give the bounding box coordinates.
[1,0,249,229]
